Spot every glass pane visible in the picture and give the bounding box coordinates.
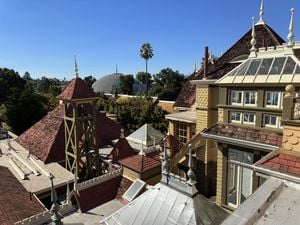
[241,167,253,203]
[244,91,256,105]
[295,65,300,74]
[282,57,296,74]
[245,59,261,75]
[243,113,255,123]
[266,92,279,106]
[231,91,242,104]
[227,163,238,206]
[269,57,286,75]
[257,58,273,75]
[236,61,250,76]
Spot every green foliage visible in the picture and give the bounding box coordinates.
[119,75,134,94]
[114,97,167,133]
[150,68,187,101]
[4,84,47,135]
[83,75,96,88]
[23,71,32,80]
[0,68,26,103]
[136,71,152,92]
[140,43,154,63]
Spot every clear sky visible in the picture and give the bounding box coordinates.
[0,0,299,80]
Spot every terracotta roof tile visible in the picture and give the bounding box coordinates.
[57,78,97,100]
[16,105,121,163]
[108,138,136,164]
[119,151,161,173]
[203,123,282,147]
[258,152,300,177]
[0,166,45,225]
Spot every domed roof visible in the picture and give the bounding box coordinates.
[92,73,121,94]
[92,73,147,94]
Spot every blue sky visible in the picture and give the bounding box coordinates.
[0,0,299,80]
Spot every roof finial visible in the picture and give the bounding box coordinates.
[116,64,118,74]
[194,60,197,73]
[187,144,195,184]
[120,128,125,139]
[288,8,295,46]
[257,0,265,24]
[74,55,79,78]
[249,17,257,58]
[162,136,169,175]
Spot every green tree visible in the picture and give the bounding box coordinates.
[114,97,167,133]
[0,68,26,103]
[83,75,96,88]
[150,68,187,101]
[4,84,47,135]
[136,71,152,92]
[119,75,134,94]
[23,71,32,80]
[140,43,154,93]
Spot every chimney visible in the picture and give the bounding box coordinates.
[203,46,209,79]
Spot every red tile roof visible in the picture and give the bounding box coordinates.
[16,105,121,163]
[76,175,122,212]
[57,78,97,100]
[119,151,161,173]
[175,24,284,108]
[258,152,300,177]
[108,138,136,164]
[203,123,282,146]
[0,166,45,225]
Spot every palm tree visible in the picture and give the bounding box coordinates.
[140,43,154,93]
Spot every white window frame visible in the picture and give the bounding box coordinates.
[230,112,242,124]
[231,91,243,105]
[265,91,283,109]
[231,90,257,107]
[243,113,256,125]
[244,91,257,106]
[263,114,281,128]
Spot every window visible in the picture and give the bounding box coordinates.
[231,91,243,105]
[175,123,187,143]
[227,149,254,208]
[243,113,256,125]
[244,91,256,106]
[122,179,146,201]
[230,111,256,125]
[263,114,282,128]
[230,112,242,123]
[265,91,282,108]
[231,90,257,106]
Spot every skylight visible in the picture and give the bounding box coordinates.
[122,179,146,201]
[218,56,300,84]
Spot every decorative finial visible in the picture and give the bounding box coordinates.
[250,17,257,52]
[187,144,195,184]
[49,173,63,224]
[120,128,125,139]
[74,55,79,78]
[139,141,144,155]
[162,136,169,175]
[257,0,265,24]
[194,60,197,73]
[288,8,295,46]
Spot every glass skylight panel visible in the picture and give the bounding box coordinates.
[245,59,261,75]
[122,179,146,201]
[235,61,250,76]
[282,57,296,74]
[295,65,300,74]
[257,58,273,75]
[269,57,286,75]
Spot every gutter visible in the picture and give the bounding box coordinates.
[201,132,279,152]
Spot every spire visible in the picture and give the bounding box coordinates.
[187,144,195,184]
[257,0,265,25]
[250,17,257,57]
[116,64,118,74]
[194,60,197,73]
[288,8,295,46]
[74,55,79,78]
[162,136,169,175]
